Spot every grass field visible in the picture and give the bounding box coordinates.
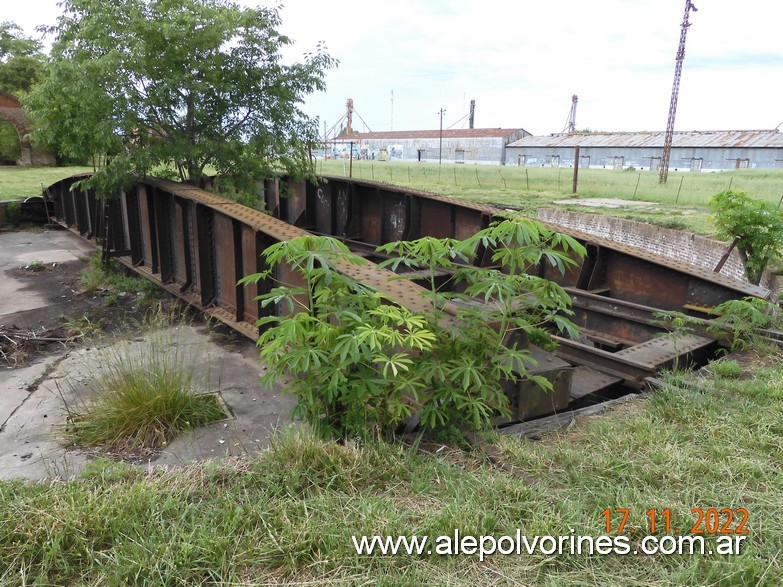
[0,165,93,200]
[4,162,783,235]
[315,160,783,235]
[315,159,783,206]
[1,355,782,585]
[1,165,783,585]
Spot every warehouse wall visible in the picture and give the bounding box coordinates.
[506,147,783,171]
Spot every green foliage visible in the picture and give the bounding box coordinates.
[24,259,46,272]
[243,219,584,440]
[0,22,45,95]
[65,329,225,452]
[26,1,336,198]
[709,189,783,284]
[707,296,782,351]
[0,120,20,164]
[242,236,436,440]
[652,310,702,337]
[4,200,20,221]
[0,22,41,60]
[709,359,743,379]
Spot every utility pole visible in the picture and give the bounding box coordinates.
[438,108,446,165]
[660,0,697,184]
[390,90,394,131]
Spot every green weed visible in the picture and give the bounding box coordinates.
[79,252,161,301]
[63,327,225,454]
[710,358,744,379]
[23,259,46,272]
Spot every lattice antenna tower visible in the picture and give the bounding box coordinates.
[660,0,697,184]
[563,95,578,134]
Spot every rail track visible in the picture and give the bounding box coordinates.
[44,173,771,424]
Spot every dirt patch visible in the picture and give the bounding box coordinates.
[0,258,179,368]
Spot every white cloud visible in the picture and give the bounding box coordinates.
[5,0,783,134]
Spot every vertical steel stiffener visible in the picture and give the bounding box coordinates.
[660,1,697,184]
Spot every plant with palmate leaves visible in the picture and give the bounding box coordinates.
[242,218,585,441]
[707,296,782,351]
[240,236,437,440]
[377,218,585,432]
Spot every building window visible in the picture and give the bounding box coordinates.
[690,157,703,172]
[551,155,560,167]
[647,157,661,171]
[735,158,750,169]
[455,149,465,163]
[517,154,526,166]
[613,156,624,170]
[580,154,590,168]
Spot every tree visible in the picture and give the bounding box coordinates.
[0,122,20,164]
[0,22,45,95]
[0,22,46,163]
[709,189,783,285]
[26,0,336,196]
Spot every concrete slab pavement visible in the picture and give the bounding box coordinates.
[0,228,296,481]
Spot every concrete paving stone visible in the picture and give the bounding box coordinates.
[0,229,296,481]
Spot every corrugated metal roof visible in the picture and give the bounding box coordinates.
[335,128,527,140]
[507,130,783,149]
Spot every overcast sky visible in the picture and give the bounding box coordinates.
[8,0,783,135]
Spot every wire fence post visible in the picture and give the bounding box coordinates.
[572,145,580,194]
[525,169,529,190]
[475,167,481,187]
[498,169,507,188]
[454,167,457,186]
[675,175,684,204]
[633,173,641,199]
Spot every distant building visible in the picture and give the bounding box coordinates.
[330,128,531,165]
[505,130,783,171]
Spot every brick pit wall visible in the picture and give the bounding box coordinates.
[536,208,776,292]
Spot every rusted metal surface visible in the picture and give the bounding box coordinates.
[45,171,771,424]
[293,175,768,317]
[614,333,716,371]
[46,175,448,342]
[505,347,573,422]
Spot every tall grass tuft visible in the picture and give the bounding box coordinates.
[65,328,225,453]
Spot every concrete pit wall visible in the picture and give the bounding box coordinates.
[536,208,776,292]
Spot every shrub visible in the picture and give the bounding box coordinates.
[64,328,225,453]
[242,218,585,441]
[707,296,781,351]
[709,189,783,284]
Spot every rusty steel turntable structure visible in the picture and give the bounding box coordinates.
[45,173,770,425]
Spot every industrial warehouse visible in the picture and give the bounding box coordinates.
[332,127,783,171]
[504,129,783,171]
